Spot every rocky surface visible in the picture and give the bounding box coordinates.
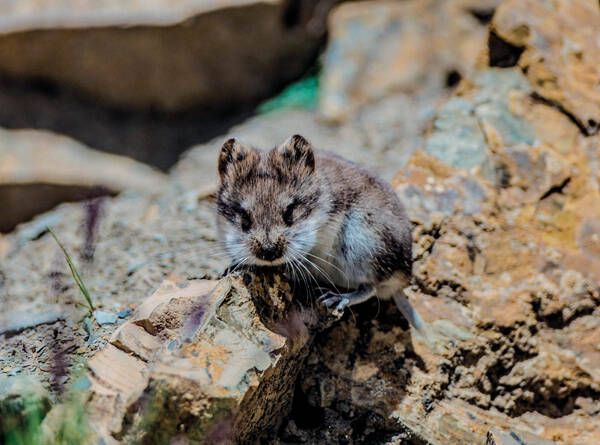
[1,0,600,444]
[491,0,600,136]
[38,273,339,444]
[0,128,168,232]
[320,0,503,122]
[0,0,327,112]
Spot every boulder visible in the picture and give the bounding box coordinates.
[491,0,600,135]
[0,128,168,232]
[319,0,503,121]
[40,273,337,443]
[0,0,326,112]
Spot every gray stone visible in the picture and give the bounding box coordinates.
[425,97,489,168]
[0,310,65,337]
[94,310,117,326]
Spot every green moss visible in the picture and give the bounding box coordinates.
[258,75,319,114]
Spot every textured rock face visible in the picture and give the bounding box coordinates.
[491,0,600,135]
[0,128,168,232]
[0,0,325,111]
[320,0,503,121]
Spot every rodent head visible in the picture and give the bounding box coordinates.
[216,135,326,267]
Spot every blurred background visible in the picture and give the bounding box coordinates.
[0,0,500,232]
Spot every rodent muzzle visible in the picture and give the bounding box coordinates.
[253,240,285,262]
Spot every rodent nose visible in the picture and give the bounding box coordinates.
[255,241,283,262]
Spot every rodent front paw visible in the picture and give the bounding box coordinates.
[317,291,350,316]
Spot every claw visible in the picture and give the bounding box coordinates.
[321,296,341,308]
[317,291,335,303]
[318,291,350,316]
[333,298,350,315]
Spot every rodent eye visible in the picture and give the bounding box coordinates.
[283,201,297,226]
[239,208,252,232]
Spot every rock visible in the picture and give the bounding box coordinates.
[424,68,534,169]
[392,150,493,225]
[0,309,65,337]
[41,274,336,443]
[0,128,168,232]
[0,0,327,112]
[93,310,117,326]
[487,428,557,445]
[0,163,226,384]
[424,97,490,168]
[320,0,503,121]
[491,0,600,135]
[116,308,132,319]
[0,375,52,441]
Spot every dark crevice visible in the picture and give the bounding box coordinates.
[530,294,598,330]
[434,325,600,419]
[462,309,600,418]
[287,381,324,429]
[488,30,525,68]
[468,8,496,25]
[495,163,512,188]
[504,382,600,418]
[282,0,302,28]
[415,277,470,306]
[445,69,462,88]
[539,177,571,200]
[530,92,594,136]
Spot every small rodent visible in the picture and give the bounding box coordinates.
[216,134,428,336]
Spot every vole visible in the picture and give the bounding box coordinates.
[215,134,429,338]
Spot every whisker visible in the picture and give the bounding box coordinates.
[289,252,311,290]
[303,251,349,284]
[289,247,341,294]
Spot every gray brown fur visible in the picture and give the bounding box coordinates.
[216,135,413,307]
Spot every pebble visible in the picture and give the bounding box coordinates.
[94,310,117,326]
[117,308,133,319]
[71,376,91,391]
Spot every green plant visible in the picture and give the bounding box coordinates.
[47,227,95,314]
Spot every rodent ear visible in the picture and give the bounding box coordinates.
[218,138,254,179]
[274,135,315,172]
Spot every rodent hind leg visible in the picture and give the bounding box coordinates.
[393,293,451,354]
[392,293,427,335]
[318,284,376,316]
